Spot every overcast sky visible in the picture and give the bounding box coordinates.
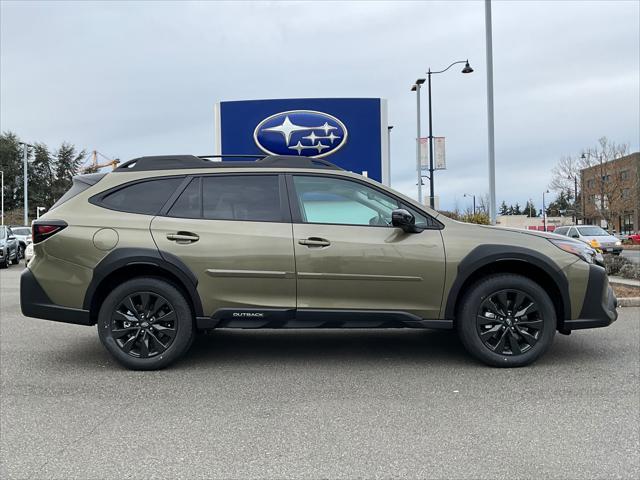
[1,0,639,211]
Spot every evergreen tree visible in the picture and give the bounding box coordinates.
[30,143,55,210]
[499,201,509,215]
[513,202,522,215]
[52,143,86,202]
[0,132,24,211]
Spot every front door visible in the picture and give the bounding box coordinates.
[151,174,295,321]
[288,174,446,320]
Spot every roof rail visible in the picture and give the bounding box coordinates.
[114,154,343,172]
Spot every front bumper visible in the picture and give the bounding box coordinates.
[20,268,92,326]
[563,264,618,330]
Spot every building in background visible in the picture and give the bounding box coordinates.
[496,215,573,231]
[581,152,639,234]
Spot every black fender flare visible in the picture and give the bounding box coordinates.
[443,244,571,320]
[82,247,203,317]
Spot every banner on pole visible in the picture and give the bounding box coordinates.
[419,137,446,170]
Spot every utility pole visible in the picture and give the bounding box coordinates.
[411,80,425,205]
[485,0,497,225]
[19,142,32,226]
[1,170,4,226]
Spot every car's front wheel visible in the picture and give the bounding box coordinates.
[98,277,194,370]
[457,274,556,367]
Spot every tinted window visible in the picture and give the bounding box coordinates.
[168,178,201,218]
[202,175,281,222]
[12,228,30,236]
[293,176,400,226]
[554,227,568,236]
[101,177,183,215]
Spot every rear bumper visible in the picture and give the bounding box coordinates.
[20,268,93,326]
[563,264,618,331]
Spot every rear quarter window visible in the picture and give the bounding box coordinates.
[95,177,184,215]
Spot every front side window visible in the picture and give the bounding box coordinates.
[292,175,433,228]
[100,177,183,215]
[202,175,282,222]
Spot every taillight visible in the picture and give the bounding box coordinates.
[32,221,67,244]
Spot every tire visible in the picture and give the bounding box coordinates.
[457,274,556,367]
[0,258,7,269]
[11,249,19,265]
[18,244,25,260]
[97,277,194,370]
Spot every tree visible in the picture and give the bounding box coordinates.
[513,202,522,215]
[499,201,509,216]
[52,143,86,203]
[0,132,24,211]
[29,143,55,211]
[549,137,629,224]
[547,190,572,217]
[524,199,538,217]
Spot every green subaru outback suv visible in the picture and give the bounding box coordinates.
[20,155,617,370]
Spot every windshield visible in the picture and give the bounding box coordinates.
[578,227,610,236]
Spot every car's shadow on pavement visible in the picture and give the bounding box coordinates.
[52,327,614,371]
[180,329,475,368]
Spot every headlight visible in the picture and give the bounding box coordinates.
[549,239,597,264]
[615,241,621,246]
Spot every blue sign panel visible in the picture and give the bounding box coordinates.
[215,98,389,184]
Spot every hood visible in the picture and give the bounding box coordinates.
[476,224,569,241]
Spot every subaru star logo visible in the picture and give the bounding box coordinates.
[253,110,348,158]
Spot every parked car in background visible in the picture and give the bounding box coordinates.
[554,225,622,255]
[24,242,34,265]
[0,225,20,268]
[10,226,32,259]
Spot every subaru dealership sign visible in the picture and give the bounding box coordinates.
[214,98,389,184]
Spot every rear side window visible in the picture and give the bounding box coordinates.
[203,175,281,222]
[99,177,183,215]
[168,178,201,218]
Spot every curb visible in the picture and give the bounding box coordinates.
[618,297,640,307]
[609,276,640,287]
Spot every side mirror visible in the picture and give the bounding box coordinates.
[392,209,423,233]
[8,235,15,241]
[571,234,579,239]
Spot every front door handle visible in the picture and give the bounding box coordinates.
[166,232,200,244]
[298,237,331,247]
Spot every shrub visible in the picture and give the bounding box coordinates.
[619,263,640,280]
[603,254,631,276]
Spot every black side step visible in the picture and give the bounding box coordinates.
[196,308,453,330]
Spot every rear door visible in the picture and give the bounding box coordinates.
[151,174,296,321]
[287,174,446,320]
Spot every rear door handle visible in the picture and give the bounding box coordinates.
[298,237,331,247]
[166,232,200,244]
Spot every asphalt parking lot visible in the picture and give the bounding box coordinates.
[1,265,639,479]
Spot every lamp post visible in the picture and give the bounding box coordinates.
[543,190,550,232]
[424,60,473,209]
[411,79,426,204]
[387,125,393,186]
[567,173,578,224]
[1,170,4,226]
[463,193,476,214]
[18,142,33,226]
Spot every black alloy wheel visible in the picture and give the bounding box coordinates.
[98,277,194,370]
[457,274,556,367]
[476,289,543,356]
[111,291,177,358]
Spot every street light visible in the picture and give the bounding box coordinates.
[567,173,578,224]
[542,189,550,232]
[386,125,393,186]
[18,142,33,226]
[463,193,476,214]
[411,79,426,204]
[424,60,473,209]
[1,170,4,226]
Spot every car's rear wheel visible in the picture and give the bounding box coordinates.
[98,277,194,370]
[457,274,556,367]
